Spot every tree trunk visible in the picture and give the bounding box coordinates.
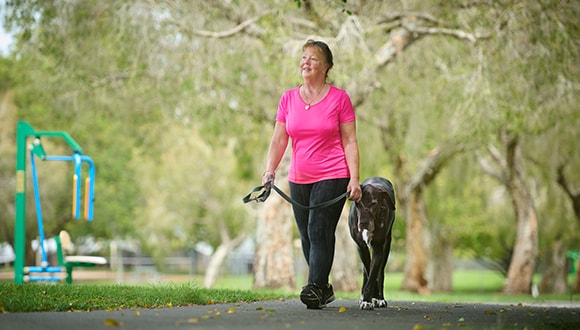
[252,178,296,290]
[556,165,580,293]
[539,238,568,294]
[430,231,453,292]
[400,190,430,294]
[204,220,246,288]
[331,207,359,292]
[502,137,539,294]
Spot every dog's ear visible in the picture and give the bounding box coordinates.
[380,189,396,210]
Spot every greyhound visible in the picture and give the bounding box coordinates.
[349,177,396,310]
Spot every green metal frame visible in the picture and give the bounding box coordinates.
[14,121,84,284]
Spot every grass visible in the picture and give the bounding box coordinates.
[0,269,577,313]
[0,280,289,313]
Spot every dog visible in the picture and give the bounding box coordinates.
[349,177,396,310]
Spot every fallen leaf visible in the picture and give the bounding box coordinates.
[227,308,235,314]
[134,311,140,316]
[187,318,199,323]
[339,307,346,313]
[458,317,465,322]
[484,310,496,315]
[424,315,431,320]
[412,324,424,330]
[256,306,264,310]
[104,318,120,327]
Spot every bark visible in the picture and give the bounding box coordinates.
[430,231,454,292]
[397,145,464,294]
[539,238,568,294]
[483,134,539,294]
[556,164,580,222]
[252,157,296,290]
[331,208,360,292]
[556,164,580,292]
[400,190,430,294]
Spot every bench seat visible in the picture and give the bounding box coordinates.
[55,230,107,283]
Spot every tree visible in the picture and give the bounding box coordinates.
[475,0,579,294]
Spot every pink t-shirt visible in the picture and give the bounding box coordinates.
[276,84,355,184]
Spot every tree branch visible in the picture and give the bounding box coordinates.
[405,142,466,196]
[402,23,490,43]
[557,164,580,222]
[478,155,505,184]
[164,9,276,39]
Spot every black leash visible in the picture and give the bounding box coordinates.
[243,182,349,210]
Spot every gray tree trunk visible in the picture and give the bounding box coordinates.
[429,232,454,292]
[204,220,246,288]
[539,238,568,294]
[400,191,430,294]
[252,156,296,290]
[332,208,360,292]
[480,134,539,294]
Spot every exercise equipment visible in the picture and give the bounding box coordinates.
[14,121,96,284]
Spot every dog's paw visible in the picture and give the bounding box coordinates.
[372,298,387,308]
[359,301,374,310]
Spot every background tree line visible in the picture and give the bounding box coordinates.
[0,0,578,294]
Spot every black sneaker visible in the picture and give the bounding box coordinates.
[300,284,323,309]
[300,283,335,309]
[322,283,335,306]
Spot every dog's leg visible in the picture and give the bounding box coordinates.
[355,242,374,310]
[367,240,385,309]
[373,238,390,308]
[375,211,395,308]
[350,203,375,310]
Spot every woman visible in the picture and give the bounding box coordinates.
[262,39,362,309]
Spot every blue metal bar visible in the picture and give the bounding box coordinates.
[45,154,96,221]
[82,156,96,221]
[25,276,62,282]
[24,266,63,273]
[29,151,49,266]
[73,152,82,219]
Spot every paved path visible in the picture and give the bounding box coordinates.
[1,299,579,330]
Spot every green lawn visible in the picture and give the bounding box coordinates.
[0,269,577,313]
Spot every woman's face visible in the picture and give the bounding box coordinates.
[300,46,327,80]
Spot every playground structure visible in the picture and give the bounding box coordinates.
[14,121,102,284]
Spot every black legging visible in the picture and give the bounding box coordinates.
[289,178,349,288]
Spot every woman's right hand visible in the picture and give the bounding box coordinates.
[262,171,275,185]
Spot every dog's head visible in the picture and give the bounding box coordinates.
[353,179,396,245]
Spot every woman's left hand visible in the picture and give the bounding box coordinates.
[347,179,362,202]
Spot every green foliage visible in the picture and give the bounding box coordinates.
[0,58,14,91]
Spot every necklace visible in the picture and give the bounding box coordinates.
[303,83,326,110]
